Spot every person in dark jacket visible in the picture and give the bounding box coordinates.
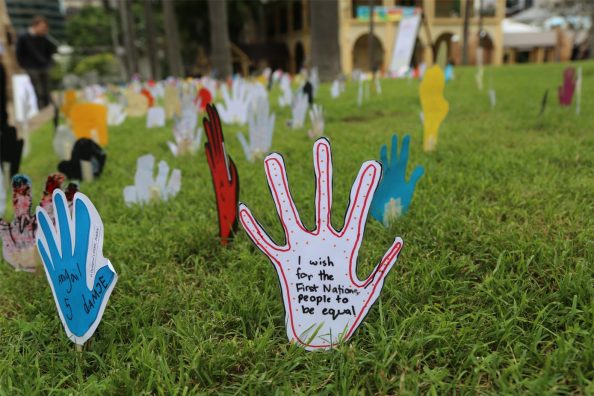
[16,16,57,108]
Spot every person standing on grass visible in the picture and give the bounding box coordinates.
[16,16,56,109]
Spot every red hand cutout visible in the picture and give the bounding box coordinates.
[203,104,239,245]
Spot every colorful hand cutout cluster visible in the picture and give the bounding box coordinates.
[36,190,117,346]
[239,138,403,350]
[370,135,424,226]
[0,74,434,353]
[419,65,449,152]
[203,104,239,245]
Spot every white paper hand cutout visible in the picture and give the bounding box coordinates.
[239,138,403,350]
[53,125,76,161]
[330,80,340,99]
[168,116,203,157]
[237,97,275,161]
[107,103,127,126]
[146,106,166,128]
[123,154,181,206]
[308,104,324,139]
[278,74,293,108]
[217,79,251,125]
[290,92,308,130]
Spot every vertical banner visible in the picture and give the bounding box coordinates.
[389,14,421,76]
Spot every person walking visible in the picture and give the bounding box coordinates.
[16,16,56,109]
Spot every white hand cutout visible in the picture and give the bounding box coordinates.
[307,104,324,139]
[168,116,203,157]
[278,74,293,108]
[123,154,181,206]
[217,80,250,125]
[290,92,308,129]
[237,97,275,161]
[239,138,403,350]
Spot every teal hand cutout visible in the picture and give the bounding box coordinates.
[36,189,117,345]
[370,135,424,226]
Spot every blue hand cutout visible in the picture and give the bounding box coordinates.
[36,190,117,346]
[370,134,424,226]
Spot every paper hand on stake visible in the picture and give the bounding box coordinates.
[53,125,76,160]
[203,104,239,244]
[330,80,340,99]
[123,154,181,206]
[419,65,449,152]
[168,117,203,157]
[1,175,38,271]
[146,106,166,128]
[237,97,275,161]
[61,89,77,117]
[217,81,250,125]
[36,190,117,346]
[278,74,293,107]
[370,135,424,226]
[290,92,308,129]
[124,90,149,117]
[1,174,77,272]
[107,104,127,126]
[558,67,576,106]
[308,104,324,139]
[39,173,79,221]
[69,103,109,146]
[239,138,403,350]
[164,85,181,119]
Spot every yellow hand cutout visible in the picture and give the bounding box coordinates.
[419,65,449,152]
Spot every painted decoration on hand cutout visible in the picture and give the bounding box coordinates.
[239,138,403,350]
[203,104,239,245]
[419,65,449,152]
[36,190,117,346]
[0,175,37,271]
[1,174,77,272]
[370,135,424,226]
[69,103,109,146]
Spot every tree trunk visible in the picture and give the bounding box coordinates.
[462,0,472,65]
[208,0,233,79]
[310,0,341,81]
[144,0,160,80]
[162,0,184,77]
[590,2,594,59]
[118,0,137,78]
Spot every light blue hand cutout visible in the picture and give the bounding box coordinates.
[370,134,424,226]
[36,189,117,346]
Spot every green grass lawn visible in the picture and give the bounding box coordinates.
[0,62,592,394]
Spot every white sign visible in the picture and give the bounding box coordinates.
[389,14,421,75]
